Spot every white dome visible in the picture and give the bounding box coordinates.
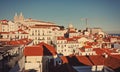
[68,24,73,28]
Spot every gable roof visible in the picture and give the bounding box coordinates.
[8,38,32,45]
[24,42,57,56]
[104,55,120,70]
[89,55,105,65]
[24,46,43,56]
[61,56,93,66]
[76,56,93,66]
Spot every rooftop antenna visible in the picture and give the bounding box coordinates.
[85,18,88,29]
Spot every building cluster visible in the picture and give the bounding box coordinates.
[0,13,120,72]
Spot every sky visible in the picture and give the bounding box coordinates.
[0,0,120,33]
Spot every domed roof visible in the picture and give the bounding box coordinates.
[68,24,73,28]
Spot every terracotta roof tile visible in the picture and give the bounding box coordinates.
[24,42,57,56]
[24,46,43,56]
[0,32,9,34]
[104,55,120,69]
[37,42,57,56]
[89,55,105,65]
[61,56,68,64]
[18,29,24,32]
[76,56,93,66]
[8,38,32,45]
[62,56,93,66]
[84,45,92,49]
[93,48,105,55]
[57,36,66,40]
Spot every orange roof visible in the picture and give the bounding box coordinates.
[24,42,57,56]
[0,32,9,34]
[37,42,57,56]
[93,48,105,55]
[89,55,105,65]
[104,55,120,69]
[79,48,85,52]
[93,48,118,55]
[101,48,117,54]
[111,54,120,59]
[61,56,93,66]
[57,36,66,40]
[61,56,68,64]
[0,19,8,23]
[103,38,110,42]
[24,46,43,56]
[18,29,24,32]
[76,56,93,66]
[84,45,92,49]
[8,38,32,45]
[22,31,29,34]
[10,31,15,34]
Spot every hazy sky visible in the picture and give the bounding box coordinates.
[0,0,120,33]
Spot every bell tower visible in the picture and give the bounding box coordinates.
[19,12,24,21]
[14,12,18,22]
[14,12,24,22]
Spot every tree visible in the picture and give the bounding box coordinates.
[59,26,64,30]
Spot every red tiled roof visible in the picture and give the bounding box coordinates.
[0,19,8,22]
[37,42,57,56]
[22,31,29,34]
[0,32,9,34]
[93,48,105,55]
[61,56,68,64]
[57,36,66,40]
[111,54,120,59]
[60,54,120,70]
[84,45,92,49]
[62,56,93,66]
[104,55,120,69]
[10,31,16,34]
[79,48,85,52]
[103,38,110,42]
[24,46,43,56]
[18,29,24,32]
[76,56,93,66]
[24,42,57,56]
[85,42,98,46]
[8,38,32,45]
[101,48,118,54]
[93,48,118,55]
[89,55,105,65]
[0,19,8,23]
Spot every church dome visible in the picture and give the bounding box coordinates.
[68,24,73,28]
